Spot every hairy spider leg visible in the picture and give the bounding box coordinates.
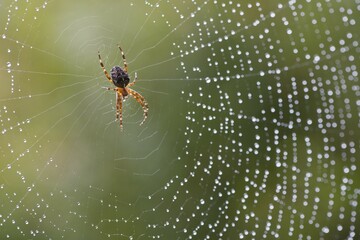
[118,45,128,73]
[103,87,124,130]
[127,88,149,125]
[127,72,137,87]
[116,90,124,130]
[98,52,112,83]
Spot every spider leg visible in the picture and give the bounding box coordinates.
[116,90,123,130]
[126,88,149,126]
[104,87,123,130]
[127,72,137,87]
[118,45,128,73]
[98,52,113,83]
[102,86,116,91]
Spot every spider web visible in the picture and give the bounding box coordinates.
[1,0,360,239]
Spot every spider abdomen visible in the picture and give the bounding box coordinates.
[110,66,130,88]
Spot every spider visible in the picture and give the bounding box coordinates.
[98,46,148,130]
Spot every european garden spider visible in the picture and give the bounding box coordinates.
[98,46,148,130]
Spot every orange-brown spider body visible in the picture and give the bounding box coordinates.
[98,46,148,130]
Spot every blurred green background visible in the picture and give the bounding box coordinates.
[1,0,359,239]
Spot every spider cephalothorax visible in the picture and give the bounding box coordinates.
[110,66,130,88]
[98,46,148,130]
